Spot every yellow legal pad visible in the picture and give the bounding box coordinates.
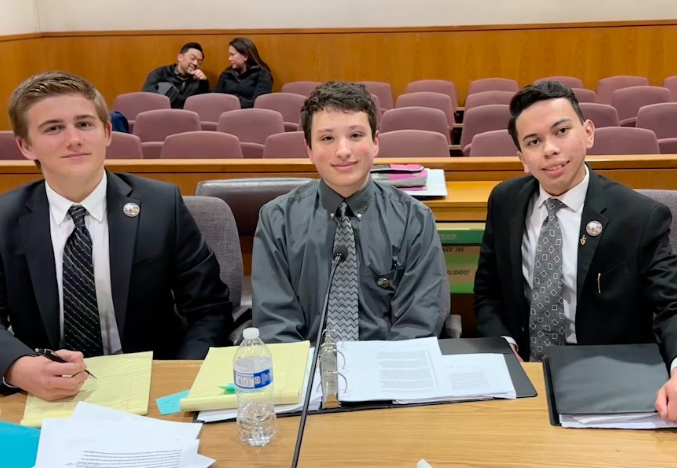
[180,341,310,412]
[21,351,153,428]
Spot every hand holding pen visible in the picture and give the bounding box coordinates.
[35,349,97,379]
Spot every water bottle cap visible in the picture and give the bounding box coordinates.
[242,327,259,340]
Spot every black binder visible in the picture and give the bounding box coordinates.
[196,337,537,424]
[543,343,669,426]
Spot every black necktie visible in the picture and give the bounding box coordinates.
[63,205,104,357]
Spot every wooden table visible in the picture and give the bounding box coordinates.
[2,155,677,196]
[2,361,676,467]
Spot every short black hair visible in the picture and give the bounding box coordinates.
[300,81,378,148]
[507,81,585,150]
[179,42,204,56]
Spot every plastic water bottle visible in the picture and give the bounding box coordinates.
[233,327,277,446]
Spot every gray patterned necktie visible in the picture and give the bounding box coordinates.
[529,198,566,362]
[63,205,104,358]
[326,202,359,341]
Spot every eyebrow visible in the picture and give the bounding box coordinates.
[315,125,368,133]
[521,118,573,143]
[37,114,97,130]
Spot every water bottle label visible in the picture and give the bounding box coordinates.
[234,368,273,390]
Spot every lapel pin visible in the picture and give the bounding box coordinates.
[580,235,587,246]
[123,202,140,218]
[586,220,603,237]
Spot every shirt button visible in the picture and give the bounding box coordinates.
[330,213,334,218]
[378,278,390,289]
[521,327,525,332]
[357,214,362,219]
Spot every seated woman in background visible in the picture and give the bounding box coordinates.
[214,38,273,108]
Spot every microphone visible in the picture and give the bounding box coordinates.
[290,245,347,468]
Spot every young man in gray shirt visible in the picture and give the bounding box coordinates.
[252,81,449,343]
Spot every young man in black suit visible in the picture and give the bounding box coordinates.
[473,81,677,421]
[1,71,233,401]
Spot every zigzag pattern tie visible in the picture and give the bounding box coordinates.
[63,205,104,358]
[326,202,359,341]
[529,198,566,362]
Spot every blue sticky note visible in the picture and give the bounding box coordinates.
[156,390,190,416]
[0,420,41,468]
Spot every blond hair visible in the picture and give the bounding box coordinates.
[9,71,110,144]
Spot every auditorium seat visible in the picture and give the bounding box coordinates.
[254,93,306,132]
[395,92,455,138]
[664,76,677,101]
[379,107,451,144]
[377,130,450,158]
[610,86,671,127]
[0,131,23,160]
[184,94,241,131]
[262,132,307,159]
[635,190,677,250]
[468,130,518,157]
[571,88,597,103]
[106,132,143,159]
[160,131,243,159]
[183,196,248,344]
[588,127,659,155]
[534,76,583,88]
[404,80,459,111]
[596,76,649,104]
[113,92,170,133]
[217,109,285,159]
[467,78,519,95]
[636,103,677,154]
[464,91,514,111]
[357,81,394,110]
[133,109,201,159]
[579,103,620,128]
[459,105,512,155]
[281,81,321,97]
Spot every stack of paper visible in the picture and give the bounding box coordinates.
[338,337,516,404]
[560,413,677,429]
[32,402,214,468]
[181,341,310,412]
[21,351,153,427]
[197,349,322,423]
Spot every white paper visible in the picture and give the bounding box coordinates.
[417,460,435,468]
[560,412,677,429]
[396,353,516,404]
[338,337,445,402]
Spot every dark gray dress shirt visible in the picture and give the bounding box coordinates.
[252,179,450,343]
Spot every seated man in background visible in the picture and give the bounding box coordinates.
[252,81,449,343]
[1,71,233,401]
[142,42,209,109]
[472,81,677,421]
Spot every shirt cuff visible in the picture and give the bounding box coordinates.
[671,358,677,374]
[502,336,518,350]
[2,376,17,389]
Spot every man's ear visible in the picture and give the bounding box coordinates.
[584,119,595,150]
[517,150,530,175]
[16,136,37,162]
[372,131,380,157]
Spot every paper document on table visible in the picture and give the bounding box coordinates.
[560,412,677,429]
[417,460,435,468]
[396,353,516,404]
[181,341,310,412]
[21,351,153,427]
[338,337,445,402]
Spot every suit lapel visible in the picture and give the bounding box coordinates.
[106,172,140,338]
[577,170,608,302]
[19,184,60,348]
[509,177,539,319]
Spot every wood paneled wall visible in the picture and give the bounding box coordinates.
[3,20,677,129]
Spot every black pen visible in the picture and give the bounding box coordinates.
[34,349,97,379]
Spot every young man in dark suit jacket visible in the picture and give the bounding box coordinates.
[473,81,677,421]
[1,71,233,401]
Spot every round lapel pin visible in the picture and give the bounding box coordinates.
[123,202,140,218]
[586,220,603,237]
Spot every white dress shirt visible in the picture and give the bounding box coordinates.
[45,172,122,355]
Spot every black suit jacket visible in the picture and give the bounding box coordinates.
[0,172,233,378]
[474,168,677,363]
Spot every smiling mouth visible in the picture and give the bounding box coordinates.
[544,161,569,172]
[63,153,89,159]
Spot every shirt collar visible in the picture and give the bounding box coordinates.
[45,172,108,225]
[318,179,374,218]
[535,165,589,213]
